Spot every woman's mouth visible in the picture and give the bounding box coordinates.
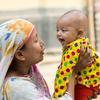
[41,47,45,55]
[41,49,45,55]
[42,52,44,55]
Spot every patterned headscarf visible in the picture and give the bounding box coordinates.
[0,19,33,91]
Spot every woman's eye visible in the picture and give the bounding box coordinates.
[34,39,38,42]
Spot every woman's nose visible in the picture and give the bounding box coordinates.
[39,39,45,49]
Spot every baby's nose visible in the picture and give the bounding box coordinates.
[57,30,62,36]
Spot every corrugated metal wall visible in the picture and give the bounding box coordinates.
[95,0,100,52]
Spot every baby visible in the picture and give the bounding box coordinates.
[53,10,100,100]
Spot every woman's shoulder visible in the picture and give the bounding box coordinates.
[4,76,36,90]
[3,76,43,100]
[3,76,51,100]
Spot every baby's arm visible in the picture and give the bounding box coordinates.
[53,42,81,98]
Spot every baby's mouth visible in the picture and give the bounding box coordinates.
[59,38,65,45]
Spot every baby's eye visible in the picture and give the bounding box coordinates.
[62,29,68,32]
[56,29,59,32]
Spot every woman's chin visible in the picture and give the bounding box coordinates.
[40,56,44,61]
[38,56,44,63]
[33,57,43,64]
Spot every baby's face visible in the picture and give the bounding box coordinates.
[56,16,78,48]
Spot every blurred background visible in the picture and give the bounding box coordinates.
[0,0,100,99]
[0,0,100,51]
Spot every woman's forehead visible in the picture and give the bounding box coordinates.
[30,27,38,38]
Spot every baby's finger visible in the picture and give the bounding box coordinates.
[86,47,92,57]
[80,44,84,56]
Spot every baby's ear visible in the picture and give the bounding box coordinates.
[14,49,26,61]
[77,29,85,38]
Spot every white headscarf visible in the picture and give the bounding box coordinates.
[0,19,33,91]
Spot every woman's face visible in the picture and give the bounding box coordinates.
[22,28,45,64]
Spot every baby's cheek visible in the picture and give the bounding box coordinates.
[65,31,70,34]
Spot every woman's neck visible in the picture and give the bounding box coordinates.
[7,63,31,77]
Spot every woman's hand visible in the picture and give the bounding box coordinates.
[74,44,93,71]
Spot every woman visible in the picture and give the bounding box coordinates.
[0,19,92,100]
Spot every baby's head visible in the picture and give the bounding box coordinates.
[56,10,88,47]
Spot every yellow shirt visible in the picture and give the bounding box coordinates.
[53,38,100,98]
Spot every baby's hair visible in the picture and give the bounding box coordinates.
[63,9,87,17]
[60,9,88,33]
